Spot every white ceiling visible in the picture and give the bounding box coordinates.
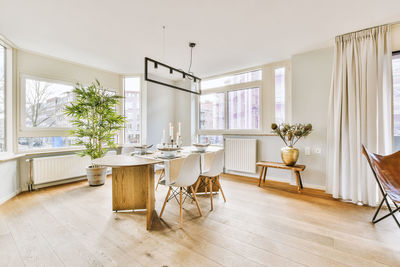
[1,0,400,77]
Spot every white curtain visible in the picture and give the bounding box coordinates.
[326,25,393,206]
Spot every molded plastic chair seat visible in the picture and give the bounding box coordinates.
[159,153,202,228]
[194,149,226,210]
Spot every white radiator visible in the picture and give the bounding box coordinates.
[224,138,257,173]
[32,155,91,185]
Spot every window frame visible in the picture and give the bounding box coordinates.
[0,43,6,152]
[122,74,143,146]
[18,74,76,138]
[197,71,263,136]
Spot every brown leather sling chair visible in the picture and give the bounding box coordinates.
[362,145,400,228]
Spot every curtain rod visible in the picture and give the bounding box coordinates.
[336,21,400,37]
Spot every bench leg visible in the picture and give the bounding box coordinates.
[258,166,265,187]
[294,171,303,192]
[263,167,268,184]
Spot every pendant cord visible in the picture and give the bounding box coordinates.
[188,46,193,74]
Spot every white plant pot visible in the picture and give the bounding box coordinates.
[87,166,107,186]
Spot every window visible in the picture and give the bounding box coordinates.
[227,87,259,129]
[198,69,261,134]
[0,45,4,151]
[18,137,77,151]
[198,135,223,145]
[19,76,76,151]
[199,93,225,130]
[393,52,400,151]
[275,67,285,123]
[22,77,74,129]
[202,69,262,90]
[124,77,141,144]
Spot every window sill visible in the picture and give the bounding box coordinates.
[222,133,277,136]
[0,153,26,162]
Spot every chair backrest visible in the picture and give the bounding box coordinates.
[204,149,224,177]
[175,153,201,187]
[362,145,400,203]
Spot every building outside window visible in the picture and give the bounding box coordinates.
[124,77,141,144]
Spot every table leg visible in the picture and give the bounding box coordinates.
[258,166,265,187]
[146,165,156,230]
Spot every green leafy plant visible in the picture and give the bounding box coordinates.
[271,123,312,147]
[64,80,126,166]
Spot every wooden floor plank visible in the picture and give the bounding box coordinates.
[0,174,399,267]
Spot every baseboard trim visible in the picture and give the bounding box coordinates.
[224,170,326,191]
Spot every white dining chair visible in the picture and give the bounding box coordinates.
[194,149,226,210]
[159,153,202,228]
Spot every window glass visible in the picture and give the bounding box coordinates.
[275,67,285,123]
[227,87,259,130]
[201,69,262,90]
[24,78,74,128]
[18,136,78,151]
[393,53,400,151]
[198,135,223,145]
[199,93,225,130]
[0,45,5,151]
[124,77,141,144]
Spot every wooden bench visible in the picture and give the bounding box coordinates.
[256,161,306,192]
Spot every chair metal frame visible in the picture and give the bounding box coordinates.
[362,145,400,228]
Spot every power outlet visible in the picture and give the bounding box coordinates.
[304,147,311,156]
[313,147,322,154]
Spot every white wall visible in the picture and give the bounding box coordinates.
[291,47,334,187]
[225,49,333,189]
[0,160,19,205]
[146,82,176,146]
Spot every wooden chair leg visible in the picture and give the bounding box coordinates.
[216,176,226,202]
[155,169,165,191]
[204,177,208,194]
[209,177,213,211]
[258,166,264,187]
[262,167,268,184]
[191,186,202,216]
[160,186,171,218]
[179,187,183,228]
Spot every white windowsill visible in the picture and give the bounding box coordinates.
[0,153,26,162]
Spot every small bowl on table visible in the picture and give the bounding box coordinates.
[133,144,153,155]
[192,143,210,153]
[158,147,181,158]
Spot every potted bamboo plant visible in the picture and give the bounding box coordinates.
[271,123,312,166]
[64,80,126,186]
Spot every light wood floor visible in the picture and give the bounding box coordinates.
[1,174,400,267]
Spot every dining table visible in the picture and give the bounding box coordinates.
[136,145,222,187]
[92,155,162,230]
[93,146,222,230]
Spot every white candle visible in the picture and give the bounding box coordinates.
[178,122,181,136]
[169,122,172,137]
[171,126,174,140]
[162,129,166,143]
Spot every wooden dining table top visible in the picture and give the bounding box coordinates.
[92,155,163,168]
